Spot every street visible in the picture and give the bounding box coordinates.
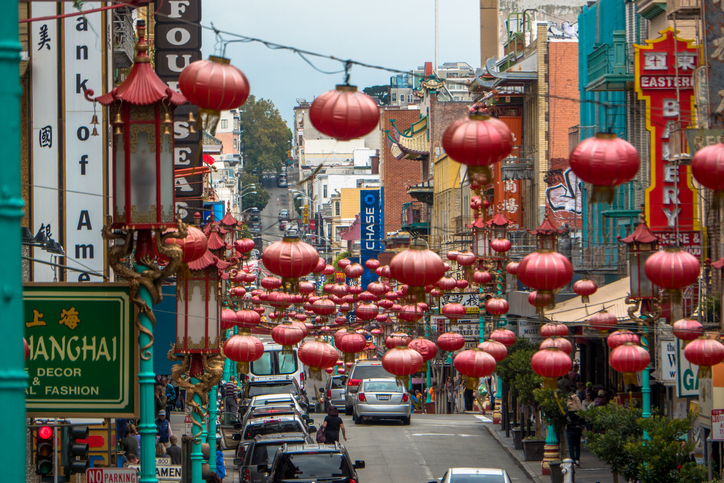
[256,173,291,250]
[221,413,530,483]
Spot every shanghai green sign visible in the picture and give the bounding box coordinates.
[24,284,137,417]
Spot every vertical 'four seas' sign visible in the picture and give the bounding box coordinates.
[635,29,701,252]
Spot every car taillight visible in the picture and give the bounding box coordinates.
[327,390,331,398]
[358,393,366,402]
[402,393,409,403]
[348,379,361,386]
[350,479,356,483]
[243,468,251,482]
[300,372,304,383]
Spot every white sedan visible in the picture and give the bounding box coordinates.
[430,468,512,483]
[351,378,411,425]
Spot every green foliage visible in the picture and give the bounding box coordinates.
[579,403,642,480]
[533,388,568,436]
[625,414,696,483]
[495,338,541,404]
[326,251,351,284]
[239,96,292,175]
[240,173,270,211]
[362,85,389,105]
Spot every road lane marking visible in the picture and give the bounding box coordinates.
[403,430,434,479]
[412,433,477,437]
[475,415,492,422]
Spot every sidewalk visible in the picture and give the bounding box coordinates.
[482,420,614,483]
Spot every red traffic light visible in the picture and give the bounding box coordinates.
[38,426,53,440]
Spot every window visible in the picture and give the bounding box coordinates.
[334,201,340,216]
[391,93,396,102]
[233,139,237,149]
[323,185,328,198]
[220,119,228,130]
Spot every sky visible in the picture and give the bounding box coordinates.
[201,0,481,128]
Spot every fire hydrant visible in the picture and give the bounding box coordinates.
[561,458,575,483]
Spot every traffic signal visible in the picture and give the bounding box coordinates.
[63,425,89,475]
[35,425,54,476]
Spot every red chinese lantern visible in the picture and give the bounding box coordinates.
[272,322,306,354]
[447,251,459,261]
[262,237,320,288]
[409,338,438,362]
[311,299,336,317]
[442,303,466,321]
[607,330,640,350]
[235,238,256,255]
[382,346,424,385]
[344,263,364,279]
[367,282,387,296]
[456,279,469,290]
[261,277,282,291]
[506,262,519,277]
[589,311,618,332]
[333,316,346,326]
[322,264,335,276]
[338,258,351,269]
[298,281,316,295]
[540,337,573,355]
[690,142,724,196]
[531,348,572,389]
[378,299,393,310]
[609,342,650,385]
[490,238,511,254]
[490,329,516,348]
[224,334,264,373]
[573,279,598,303]
[221,307,238,331]
[673,319,704,342]
[438,277,458,291]
[568,133,640,203]
[398,304,424,323]
[644,248,700,300]
[389,239,446,301]
[485,298,509,317]
[454,349,497,388]
[162,226,208,263]
[355,303,379,321]
[437,332,465,352]
[473,271,492,285]
[518,252,573,298]
[385,333,412,349]
[314,258,327,273]
[309,85,380,141]
[540,322,569,338]
[478,340,507,362]
[236,309,261,330]
[365,259,380,270]
[684,337,724,377]
[430,288,443,298]
[298,339,339,379]
[455,251,477,267]
[337,329,367,364]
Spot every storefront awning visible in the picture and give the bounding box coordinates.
[545,277,632,324]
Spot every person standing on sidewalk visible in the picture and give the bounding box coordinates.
[223,376,238,423]
[565,389,583,466]
[445,377,454,414]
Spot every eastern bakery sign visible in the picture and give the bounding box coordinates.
[635,29,700,236]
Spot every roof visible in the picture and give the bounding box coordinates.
[449,468,506,475]
[252,432,309,443]
[620,220,659,245]
[545,277,632,323]
[282,443,341,453]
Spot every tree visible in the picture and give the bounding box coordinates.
[239,172,270,211]
[579,403,642,483]
[239,96,292,175]
[362,85,389,105]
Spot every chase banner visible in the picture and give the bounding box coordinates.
[360,188,384,288]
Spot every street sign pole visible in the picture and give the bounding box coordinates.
[137,267,158,483]
[0,3,25,481]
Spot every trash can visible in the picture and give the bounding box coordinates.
[424,402,436,414]
[549,461,563,483]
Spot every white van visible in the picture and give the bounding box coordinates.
[247,343,304,389]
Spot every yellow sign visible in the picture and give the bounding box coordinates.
[302,205,310,225]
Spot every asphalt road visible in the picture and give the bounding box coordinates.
[256,172,292,250]
[338,413,529,483]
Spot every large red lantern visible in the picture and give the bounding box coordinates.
[485,298,509,317]
[607,330,640,350]
[506,262,519,277]
[337,329,367,364]
[298,339,339,378]
[236,309,261,329]
[271,322,306,354]
[409,338,438,363]
[478,340,507,362]
[691,142,724,196]
[224,334,264,373]
[309,85,380,141]
[382,346,424,385]
[490,329,516,348]
[235,238,256,255]
[473,271,492,285]
[398,304,424,323]
[385,333,412,349]
[344,263,364,279]
[540,323,568,339]
[573,279,598,303]
[609,343,650,385]
[684,337,724,377]
[455,251,477,267]
[454,349,497,388]
[437,332,465,352]
[540,337,573,355]
[673,319,704,342]
[589,311,618,332]
[311,298,336,317]
[531,348,572,389]
[221,307,238,331]
[179,56,250,135]
[568,132,640,203]
[355,303,379,321]
[262,237,320,288]
[644,248,700,300]
[517,251,573,297]
[162,226,208,263]
[441,303,466,321]
[389,239,446,301]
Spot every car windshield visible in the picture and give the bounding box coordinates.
[276,453,350,479]
[248,383,298,398]
[330,378,345,389]
[251,351,298,376]
[351,365,392,380]
[251,442,288,465]
[363,381,402,392]
[450,474,506,483]
[244,421,304,440]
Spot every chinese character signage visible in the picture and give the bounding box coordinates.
[704,0,724,128]
[24,284,137,417]
[494,117,522,229]
[438,292,480,314]
[635,29,700,235]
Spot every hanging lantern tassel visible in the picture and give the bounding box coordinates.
[542,377,558,390]
[466,376,479,392]
[395,375,410,387]
[421,361,429,373]
[282,344,294,356]
[698,365,712,379]
[344,352,356,365]
[622,372,639,386]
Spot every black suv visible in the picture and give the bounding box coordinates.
[263,443,365,483]
[235,432,313,483]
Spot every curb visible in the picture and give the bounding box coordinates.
[483,425,545,483]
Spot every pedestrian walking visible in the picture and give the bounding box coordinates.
[164,377,176,414]
[321,405,346,443]
[215,436,226,481]
[565,389,583,466]
[567,364,581,384]
[166,435,182,465]
[155,410,173,448]
[120,425,139,459]
[155,385,167,418]
[445,377,454,414]
[223,377,238,423]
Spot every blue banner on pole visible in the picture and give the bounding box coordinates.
[360,189,383,289]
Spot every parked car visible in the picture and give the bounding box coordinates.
[279,220,287,231]
[239,413,314,441]
[352,378,411,425]
[240,378,308,417]
[344,360,393,415]
[324,374,347,412]
[278,209,289,221]
[277,175,288,188]
[263,443,365,483]
[235,432,313,483]
[429,468,512,483]
[246,393,308,419]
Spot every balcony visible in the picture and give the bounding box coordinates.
[453,215,473,237]
[112,7,134,69]
[667,0,701,19]
[401,202,430,234]
[585,31,633,92]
